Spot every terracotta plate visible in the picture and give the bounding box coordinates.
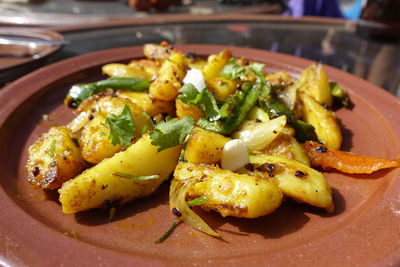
[0,45,399,266]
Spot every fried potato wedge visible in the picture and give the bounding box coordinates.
[174,162,283,218]
[118,91,175,117]
[149,52,187,101]
[301,93,342,150]
[59,134,182,214]
[102,63,149,80]
[297,63,333,107]
[175,98,204,122]
[249,154,334,213]
[262,133,310,166]
[202,49,232,81]
[26,126,87,190]
[184,127,230,165]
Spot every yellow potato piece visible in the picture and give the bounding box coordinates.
[261,133,310,166]
[249,154,334,213]
[102,63,148,79]
[301,93,342,150]
[175,99,204,122]
[297,63,333,107]
[174,162,283,218]
[118,91,175,117]
[26,126,86,190]
[149,53,187,101]
[202,49,232,81]
[59,134,182,214]
[184,127,230,165]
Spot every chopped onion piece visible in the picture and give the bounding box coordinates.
[169,175,219,237]
[183,68,206,92]
[221,139,249,171]
[232,115,287,151]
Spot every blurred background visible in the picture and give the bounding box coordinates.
[1,0,399,97]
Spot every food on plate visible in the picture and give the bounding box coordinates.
[25,42,400,241]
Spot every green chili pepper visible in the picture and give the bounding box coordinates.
[223,83,262,134]
[330,82,350,108]
[65,77,150,108]
[290,119,318,143]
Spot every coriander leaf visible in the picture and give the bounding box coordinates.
[220,58,245,80]
[106,104,136,147]
[249,62,265,75]
[187,196,209,207]
[113,172,159,180]
[150,116,194,152]
[178,83,199,103]
[178,84,221,121]
[154,220,179,244]
[249,62,266,84]
[48,139,57,157]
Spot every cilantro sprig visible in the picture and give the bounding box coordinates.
[113,172,159,181]
[106,104,136,147]
[220,58,245,79]
[150,116,194,152]
[178,84,220,121]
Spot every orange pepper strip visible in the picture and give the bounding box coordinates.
[303,141,400,174]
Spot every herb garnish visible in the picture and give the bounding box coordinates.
[187,196,209,207]
[106,104,136,147]
[113,172,159,180]
[150,116,194,152]
[178,84,220,121]
[48,139,57,157]
[220,58,245,79]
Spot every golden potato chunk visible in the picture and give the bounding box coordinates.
[202,49,232,81]
[59,134,182,214]
[301,93,342,150]
[175,99,204,122]
[174,162,283,218]
[249,154,334,213]
[118,91,175,117]
[149,53,187,101]
[184,127,230,164]
[297,63,333,107]
[262,133,310,166]
[78,116,122,164]
[128,59,160,80]
[76,96,153,163]
[206,77,237,99]
[102,63,148,79]
[26,126,87,190]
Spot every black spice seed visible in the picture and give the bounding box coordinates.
[32,166,40,177]
[255,119,262,123]
[244,163,254,172]
[199,175,207,182]
[120,147,127,152]
[72,138,80,147]
[88,114,94,120]
[172,207,182,217]
[294,171,307,179]
[316,146,327,153]
[50,161,56,167]
[256,163,275,177]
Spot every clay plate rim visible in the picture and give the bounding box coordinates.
[0,45,399,266]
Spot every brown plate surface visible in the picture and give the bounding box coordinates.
[0,45,399,266]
